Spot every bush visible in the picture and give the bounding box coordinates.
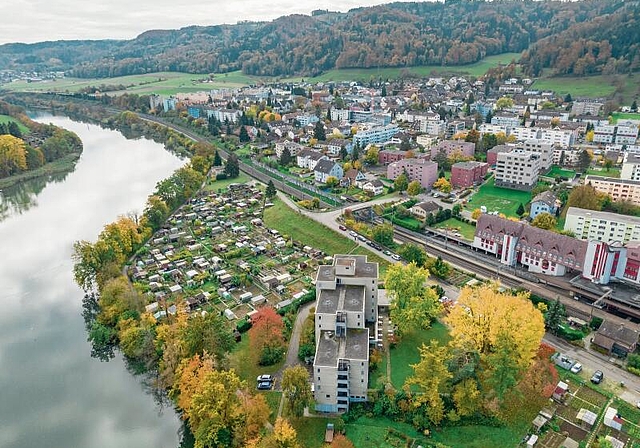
[627,354,640,370]
[216,172,228,180]
[557,324,586,341]
[236,318,252,333]
[590,317,604,330]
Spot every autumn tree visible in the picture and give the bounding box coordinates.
[142,195,170,232]
[325,176,339,188]
[433,177,452,194]
[385,262,442,335]
[242,393,271,442]
[281,365,313,417]
[259,417,301,448]
[471,208,482,220]
[330,434,355,448]
[372,223,394,247]
[249,307,286,366]
[0,134,27,177]
[566,184,603,213]
[394,173,409,192]
[531,212,557,230]
[495,96,514,110]
[407,180,422,196]
[426,256,451,279]
[364,145,379,164]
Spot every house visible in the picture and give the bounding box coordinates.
[314,159,344,183]
[592,320,639,356]
[410,201,442,220]
[361,179,385,196]
[341,169,366,188]
[529,191,559,219]
[297,149,327,170]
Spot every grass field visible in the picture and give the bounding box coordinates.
[611,112,640,123]
[0,114,29,134]
[203,172,250,192]
[290,416,342,448]
[228,336,284,385]
[431,423,525,448]
[465,177,532,217]
[545,166,576,179]
[282,53,522,83]
[433,217,476,240]
[390,320,450,389]
[1,70,261,96]
[531,75,619,98]
[262,391,282,424]
[263,198,390,276]
[345,416,429,448]
[586,167,620,178]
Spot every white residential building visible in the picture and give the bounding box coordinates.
[296,149,327,170]
[495,149,541,191]
[205,108,242,123]
[353,124,400,147]
[522,139,554,171]
[552,148,581,167]
[585,175,640,206]
[479,123,509,136]
[275,140,305,158]
[313,255,378,413]
[510,126,541,142]
[331,109,351,121]
[622,153,640,181]
[616,124,639,145]
[418,117,446,136]
[594,125,616,144]
[565,207,640,244]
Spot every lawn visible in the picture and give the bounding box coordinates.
[586,167,620,178]
[262,391,282,424]
[2,70,262,95]
[203,172,250,192]
[431,423,525,448]
[228,335,284,385]
[345,416,429,448]
[390,320,450,389]
[263,199,390,276]
[545,166,577,179]
[290,416,342,448]
[0,114,29,134]
[433,217,476,240]
[532,75,618,98]
[464,177,532,217]
[612,112,640,123]
[281,53,522,83]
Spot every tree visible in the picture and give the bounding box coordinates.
[586,130,595,142]
[471,208,482,220]
[433,148,450,170]
[496,96,514,110]
[280,147,292,166]
[364,145,379,164]
[0,134,27,177]
[438,169,446,179]
[242,394,271,442]
[407,180,422,196]
[239,126,251,142]
[314,120,326,141]
[266,180,277,199]
[330,434,355,448]
[372,223,394,247]
[339,146,348,161]
[142,195,170,232]
[325,176,339,188]
[213,150,222,166]
[465,129,480,144]
[564,93,573,103]
[544,298,566,335]
[351,144,360,162]
[632,100,638,112]
[394,173,409,192]
[260,418,301,448]
[249,307,286,366]
[433,177,452,194]
[577,149,592,172]
[426,256,451,279]
[281,366,313,418]
[566,184,603,212]
[405,340,452,425]
[604,158,614,171]
[531,212,557,230]
[397,243,428,266]
[452,203,462,217]
[481,133,498,151]
[385,262,442,334]
[224,153,240,178]
[515,203,525,218]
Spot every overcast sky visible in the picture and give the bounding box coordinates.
[2,0,421,45]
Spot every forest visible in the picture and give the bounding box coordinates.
[0,0,636,78]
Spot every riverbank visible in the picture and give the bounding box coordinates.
[0,151,81,189]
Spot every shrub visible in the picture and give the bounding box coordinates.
[236,318,252,333]
[589,317,604,330]
[216,172,228,180]
[627,354,640,370]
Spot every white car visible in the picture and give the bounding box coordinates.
[257,374,273,382]
[391,254,401,261]
[570,363,583,374]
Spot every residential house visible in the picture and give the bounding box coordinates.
[410,201,441,220]
[592,320,639,356]
[341,169,366,188]
[529,191,559,219]
[314,159,344,183]
[297,149,327,170]
[361,179,385,196]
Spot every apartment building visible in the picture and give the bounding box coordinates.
[565,207,640,244]
[275,140,305,158]
[451,161,489,188]
[430,140,475,159]
[353,124,400,147]
[621,153,640,181]
[495,149,541,190]
[331,109,351,121]
[313,255,378,413]
[445,121,466,139]
[387,158,438,189]
[585,175,640,206]
[487,144,515,166]
[204,108,242,123]
[552,148,581,167]
[594,124,639,145]
[522,139,553,170]
[418,117,446,136]
[571,100,603,116]
[491,113,521,129]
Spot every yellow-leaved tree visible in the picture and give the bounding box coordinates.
[0,134,27,177]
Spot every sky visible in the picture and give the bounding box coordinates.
[2,0,421,45]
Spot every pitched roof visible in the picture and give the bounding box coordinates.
[412,201,441,213]
[532,190,558,207]
[595,320,639,348]
[314,158,338,174]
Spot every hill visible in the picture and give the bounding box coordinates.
[0,0,637,79]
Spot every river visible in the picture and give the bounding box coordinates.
[0,114,185,448]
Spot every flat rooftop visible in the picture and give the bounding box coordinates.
[314,328,370,367]
[316,285,365,314]
[315,254,378,282]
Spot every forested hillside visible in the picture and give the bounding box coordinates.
[0,0,637,78]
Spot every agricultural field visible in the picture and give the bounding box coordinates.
[465,177,532,217]
[531,75,618,98]
[0,114,29,134]
[281,52,522,83]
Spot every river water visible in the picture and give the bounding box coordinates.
[0,114,185,448]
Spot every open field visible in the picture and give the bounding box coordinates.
[612,112,640,123]
[530,73,640,99]
[434,217,476,240]
[389,320,450,389]
[1,71,261,95]
[431,423,525,448]
[283,53,522,83]
[0,114,29,134]
[465,177,532,217]
[345,416,429,448]
[203,172,251,192]
[263,199,390,276]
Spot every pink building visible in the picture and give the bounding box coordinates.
[451,161,489,188]
[486,145,514,166]
[378,149,408,165]
[387,159,438,189]
[430,140,475,159]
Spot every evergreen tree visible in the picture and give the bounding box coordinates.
[351,144,360,162]
[484,110,493,124]
[381,85,387,97]
[266,180,277,199]
[226,123,232,135]
[438,169,446,179]
[224,153,240,178]
[279,147,292,166]
[239,126,250,142]
[544,298,566,335]
[314,120,326,141]
[7,122,22,139]
[213,150,222,167]
[516,203,525,217]
[632,100,638,112]
[339,146,348,161]
[564,93,573,103]
[578,149,592,173]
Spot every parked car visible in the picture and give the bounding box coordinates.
[257,374,273,382]
[591,370,604,384]
[257,381,272,390]
[357,235,367,242]
[384,250,392,256]
[570,363,583,374]
[339,225,347,231]
[349,230,357,238]
[391,254,401,261]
